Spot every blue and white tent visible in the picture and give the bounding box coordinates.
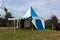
[23,7,45,30]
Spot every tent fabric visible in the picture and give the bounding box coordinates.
[32,19,38,29]
[31,7,38,17]
[23,7,45,30]
[32,18,45,30]
[40,18,45,29]
[23,7,38,18]
[36,19,44,30]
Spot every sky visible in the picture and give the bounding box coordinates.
[0,0,60,20]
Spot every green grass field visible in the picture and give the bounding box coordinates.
[0,27,60,40]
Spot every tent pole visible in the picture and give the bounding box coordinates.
[23,19,25,30]
[17,19,18,28]
[14,19,15,33]
[19,19,20,29]
[32,23,33,31]
[31,19,33,31]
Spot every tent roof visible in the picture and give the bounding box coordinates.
[23,7,38,18]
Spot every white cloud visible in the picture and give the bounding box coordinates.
[50,0,60,3]
[0,0,3,7]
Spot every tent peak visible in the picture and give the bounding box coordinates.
[23,7,38,18]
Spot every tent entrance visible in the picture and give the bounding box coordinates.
[20,19,24,28]
[31,22,36,29]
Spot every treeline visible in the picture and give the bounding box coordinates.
[45,15,60,30]
[0,7,13,27]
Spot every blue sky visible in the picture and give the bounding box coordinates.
[0,0,60,20]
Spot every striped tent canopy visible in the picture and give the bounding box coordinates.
[23,7,45,30]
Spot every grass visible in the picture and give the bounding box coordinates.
[0,27,60,40]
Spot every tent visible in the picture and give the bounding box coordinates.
[23,7,45,30]
[8,7,45,30]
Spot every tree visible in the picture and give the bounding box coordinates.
[4,7,13,27]
[45,19,52,29]
[51,15,58,30]
[45,15,59,30]
[4,7,13,19]
[4,7,8,13]
[5,12,13,19]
